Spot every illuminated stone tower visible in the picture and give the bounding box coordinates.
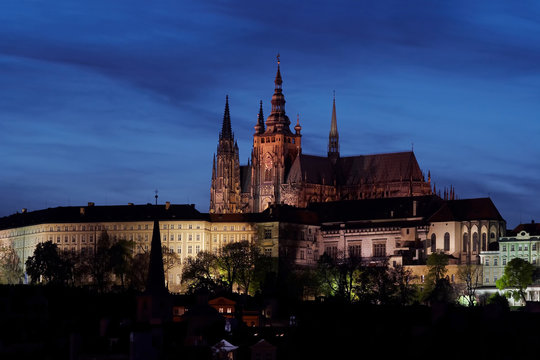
[210,96,242,213]
[250,55,302,212]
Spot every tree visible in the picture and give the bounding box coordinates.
[181,250,224,294]
[496,257,535,304]
[0,245,24,284]
[86,231,113,292]
[388,265,417,305]
[422,252,454,303]
[25,241,70,284]
[457,264,483,306]
[217,241,260,294]
[110,240,134,289]
[317,251,362,303]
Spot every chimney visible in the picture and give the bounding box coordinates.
[88,202,95,207]
[165,201,171,210]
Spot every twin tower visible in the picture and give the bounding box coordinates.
[210,57,432,214]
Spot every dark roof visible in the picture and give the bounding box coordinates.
[338,151,424,185]
[260,204,320,225]
[286,154,335,184]
[428,198,505,222]
[308,195,443,223]
[286,151,425,186]
[511,222,540,236]
[0,203,206,230]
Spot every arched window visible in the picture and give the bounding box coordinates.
[490,232,496,240]
[431,233,436,253]
[444,232,450,251]
[482,233,487,251]
[264,168,271,182]
[473,232,479,252]
[463,233,469,253]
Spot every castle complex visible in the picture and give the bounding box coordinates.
[210,57,432,214]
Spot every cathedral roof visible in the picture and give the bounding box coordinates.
[287,154,336,184]
[428,198,505,222]
[338,151,424,185]
[286,151,425,186]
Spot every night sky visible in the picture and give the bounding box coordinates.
[1,1,539,228]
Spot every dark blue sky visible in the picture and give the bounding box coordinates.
[1,1,539,228]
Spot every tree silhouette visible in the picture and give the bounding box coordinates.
[496,257,535,304]
[25,241,70,285]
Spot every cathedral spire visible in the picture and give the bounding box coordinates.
[220,95,233,140]
[254,100,265,134]
[266,54,290,131]
[328,92,340,159]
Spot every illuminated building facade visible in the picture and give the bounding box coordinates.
[480,222,540,292]
[210,57,433,214]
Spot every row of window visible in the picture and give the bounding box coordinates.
[2,222,253,237]
[484,256,537,267]
[324,243,385,258]
[501,243,537,252]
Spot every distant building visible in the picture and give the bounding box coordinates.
[480,221,540,291]
[210,57,433,214]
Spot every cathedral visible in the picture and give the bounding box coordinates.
[210,58,433,214]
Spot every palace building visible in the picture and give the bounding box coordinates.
[210,57,433,214]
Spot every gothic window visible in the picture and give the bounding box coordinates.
[463,233,469,252]
[265,168,271,181]
[444,232,450,251]
[482,233,487,251]
[473,233,479,252]
[431,234,436,253]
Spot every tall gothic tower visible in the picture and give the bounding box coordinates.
[250,56,302,212]
[328,93,340,162]
[210,96,242,213]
